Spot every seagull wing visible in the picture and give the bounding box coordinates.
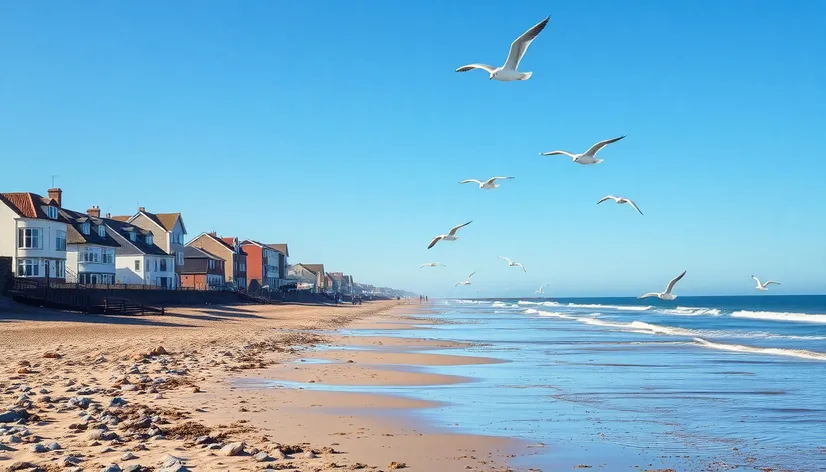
[427,235,443,249]
[597,195,616,205]
[440,263,448,267]
[751,275,762,286]
[504,16,550,71]
[468,271,476,280]
[514,262,527,272]
[584,135,626,157]
[639,292,659,299]
[626,199,644,215]
[455,281,462,287]
[539,150,576,158]
[486,176,514,185]
[498,256,513,264]
[765,281,780,286]
[420,264,429,268]
[665,270,687,294]
[447,220,472,236]
[455,63,497,73]
[459,179,483,185]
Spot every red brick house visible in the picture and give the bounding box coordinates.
[181,246,225,290]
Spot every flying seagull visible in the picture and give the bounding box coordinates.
[455,271,476,287]
[455,16,550,82]
[639,270,687,300]
[535,284,548,295]
[427,221,472,249]
[540,136,626,165]
[498,256,527,272]
[420,262,447,268]
[597,195,643,215]
[459,176,515,189]
[752,275,780,291]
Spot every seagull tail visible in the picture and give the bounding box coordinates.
[518,72,533,80]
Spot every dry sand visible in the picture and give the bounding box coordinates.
[0,300,524,471]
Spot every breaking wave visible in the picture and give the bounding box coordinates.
[731,311,826,324]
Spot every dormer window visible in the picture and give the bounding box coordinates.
[98,225,106,237]
[46,206,58,220]
[81,222,91,235]
[129,231,137,242]
[146,234,153,245]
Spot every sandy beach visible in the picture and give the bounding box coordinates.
[0,300,522,472]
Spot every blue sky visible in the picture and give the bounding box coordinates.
[2,0,825,297]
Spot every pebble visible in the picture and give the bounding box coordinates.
[110,397,128,407]
[47,441,62,450]
[77,387,97,395]
[154,393,164,400]
[100,446,115,453]
[220,441,245,456]
[123,466,143,472]
[253,451,270,462]
[102,464,122,472]
[121,384,138,392]
[62,456,83,467]
[7,462,35,471]
[159,464,188,472]
[150,346,168,356]
[39,388,49,394]
[205,443,223,450]
[271,448,287,459]
[158,454,183,468]
[194,435,211,445]
[0,410,22,423]
[31,443,48,453]
[67,396,91,409]
[303,451,317,459]
[121,452,138,461]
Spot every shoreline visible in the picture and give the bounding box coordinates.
[0,300,526,471]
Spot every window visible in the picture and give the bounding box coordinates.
[56,231,66,251]
[171,232,182,244]
[153,259,158,271]
[17,228,42,249]
[103,274,114,284]
[102,248,115,264]
[134,260,141,271]
[83,247,101,263]
[209,259,215,269]
[160,259,168,271]
[98,225,106,237]
[176,251,184,266]
[46,206,58,219]
[146,234,153,245]
[17,259,39,277]
[81,222,90,235]
[55,260,65,278]
[129,232,137,242]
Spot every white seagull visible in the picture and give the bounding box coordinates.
[539,136,626,165]
[535,284,548,295]
[752,275,780,291]
[459,176,515,189]
[498,256,527,273]
[597,195,643,215]
[427,221,472,249]
[455,271,476,287]
[639,270,687,300]
[455,16,550,82]
[420,262,447,268]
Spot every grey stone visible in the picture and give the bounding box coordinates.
[31,443,48,453]
[194,435,211,445]
[88,429,106,440]
[0,410,22,423]
[121,452,138,461]
[47,441,61,450]
[158,454,183,468]
[220,441,244,456]
[205,443,223,450]
[39,388,49,394]
[62,456,83,466]
[303,451,317,459]
[271,448,287,460]
[121,384,138,392]
[158,464,188,472]
[67,396,91,409]
[9,435,22,443]
[101,431,120,440]
[110,397,127,407]
[102,464,122,472]
[77,387,97,395]
[123,466,143,472]
[253,451,270,462]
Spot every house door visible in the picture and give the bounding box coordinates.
[160,277,169,289]
[44,259,50,280]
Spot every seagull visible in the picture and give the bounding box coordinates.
[539,136,626,165]
[420,262,447,268]
[455,16,550,82]
[427,221,472,249]
[455,271,476,287]
[752,275,780,291]
[597,195,643,215]
[535,284,548,295]
[639,270,687,300]
[498,256,527,272]
[459,176,515,189]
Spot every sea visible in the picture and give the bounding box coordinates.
[308,295,826,471]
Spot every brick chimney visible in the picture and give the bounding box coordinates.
[208,231,217,237]
[105,212,111,218]
[47,188,63,208]
[138,206,146,213]
[87,205,101,218]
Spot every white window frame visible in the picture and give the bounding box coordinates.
[46,206,58,219]
[17,228,43,249]
[134,259,141,271]
[146,234,154,245]
[56,230,66,251]
[98,225,106,237]
[81,222,91,235]
[102,248,115,264]
[55,260,65,278]
[17,259,40,277]
[129,232,137,242]
[83,247,101,263]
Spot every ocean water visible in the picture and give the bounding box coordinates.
[290,296,826,471]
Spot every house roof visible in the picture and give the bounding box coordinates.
[102,218,170,256]
[266,243,289,257]
[110,215,131,222]
[111,210,187,234]
[187,233,246,255]
[59,208,121,247]
[328,273,345,281]
[184,245,222,260]
[299,264,324,275]
[0,192,68,221]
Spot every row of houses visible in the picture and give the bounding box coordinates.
[0,188,355,293]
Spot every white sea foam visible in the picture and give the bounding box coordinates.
[491,301,509,308]
[565,303,652,312]
[657,306,723,317]
[694,338,826,361]
[731,311,826,324]
[517,301,538,305]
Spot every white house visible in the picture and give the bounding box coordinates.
[102,216,177,288]
[0,189,69,281]
[111,208,187,288]
[60,205,120,284]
